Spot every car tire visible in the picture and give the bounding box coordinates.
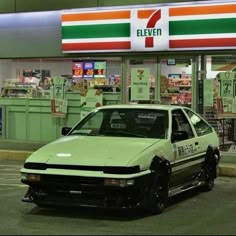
[144,173,168,214]
[203,170,215,192]
[202,149,219,192]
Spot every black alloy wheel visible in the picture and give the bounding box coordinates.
[202,152,219,192]
[144,173,168,214]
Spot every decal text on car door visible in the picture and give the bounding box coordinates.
[177,144,196,157]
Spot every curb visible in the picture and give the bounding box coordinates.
[0,150,236,177]
[0,150,32,161]
[219,164,236,177]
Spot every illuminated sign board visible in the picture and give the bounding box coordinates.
[72,61,106,79]
[62,2,236,52]
[94,61,106,78]
[72,62,83,78]
[83,62,94,78]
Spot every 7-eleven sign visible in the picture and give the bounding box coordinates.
[131,8,169,51]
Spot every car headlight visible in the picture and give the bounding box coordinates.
[21,173,41,182]
[104,178,135,187]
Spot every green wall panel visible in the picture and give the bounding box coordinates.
[0,96,83,142]
[28,99,51,107]
[0,98,27,106]
[27,113,41,141]
[28,112,58,142]
[40,114,58,141]
[8,111,27,140]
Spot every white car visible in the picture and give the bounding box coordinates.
[21,104,220,214]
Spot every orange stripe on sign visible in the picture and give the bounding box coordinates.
[169,4,236,16]
[62,11,131,22]
[137,9,156,19]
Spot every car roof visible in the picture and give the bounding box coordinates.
[97,104,185,111]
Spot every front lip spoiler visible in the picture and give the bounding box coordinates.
[21,194,143,210]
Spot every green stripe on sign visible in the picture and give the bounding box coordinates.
[62,23,130,39]
[169,18,236,35]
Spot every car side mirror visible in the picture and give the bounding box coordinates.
[171,130,188,142]
[61,127,72,136]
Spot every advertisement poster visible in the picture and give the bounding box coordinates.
[131,68,150,101]
[204,79,213,107]
[51,77,67,117]
[80,89,103,120]
[221,79,233,98]
[52,77,66,99]
[216,72,236,116]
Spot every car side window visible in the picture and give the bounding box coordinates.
[172,109,194,141]
[184,108,213,136]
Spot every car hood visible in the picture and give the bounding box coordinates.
[26,135,161,167]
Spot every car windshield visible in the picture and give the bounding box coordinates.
[69,108,169,139]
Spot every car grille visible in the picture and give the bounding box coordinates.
[42,174,104,189]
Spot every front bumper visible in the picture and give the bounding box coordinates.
[21,173,151,209]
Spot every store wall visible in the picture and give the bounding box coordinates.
[0,0,210,13]
[0,0,232,59]
[0,11,62,58]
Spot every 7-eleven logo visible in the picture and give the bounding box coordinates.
[136,9,162,48]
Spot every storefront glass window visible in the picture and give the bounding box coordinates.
[204,55,236,151]
[0,57,122,104]
[160,57,193,107]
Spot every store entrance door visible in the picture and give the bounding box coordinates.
[159,56,195,109]
[125,57,157,104]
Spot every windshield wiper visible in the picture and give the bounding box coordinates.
[102,130,147,138]
[69,132,98,136]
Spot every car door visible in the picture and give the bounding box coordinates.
[170,108,202,187]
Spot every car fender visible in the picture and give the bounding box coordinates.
[149,156,171,182]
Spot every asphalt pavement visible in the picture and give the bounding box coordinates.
[1,161,236,235]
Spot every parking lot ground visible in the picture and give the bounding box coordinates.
[0,160,236,235]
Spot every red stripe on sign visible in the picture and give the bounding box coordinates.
[145,37,154,47]
[145,9,161,48]
[62,41,131,51]
[146,10,161,28]
[169,38,236,48]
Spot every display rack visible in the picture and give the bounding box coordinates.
[160,78,192,106]
[204,106,236,150]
